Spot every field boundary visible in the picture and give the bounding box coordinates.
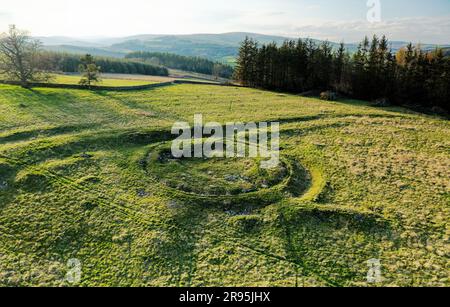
[0,80,175,91]
[0,79,241,91]
[173,80,240,87]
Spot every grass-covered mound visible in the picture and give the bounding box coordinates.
[0,84,448,286]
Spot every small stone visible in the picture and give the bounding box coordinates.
[137,189,149,197]
[167,201,180,209]
[224,175,239,182]
[320,91,337,101]
[80,153,93,159]
[0,181,8,190]
[225,210,236,216]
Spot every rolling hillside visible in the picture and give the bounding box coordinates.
[40,32,450,64]
[0,82,448,286]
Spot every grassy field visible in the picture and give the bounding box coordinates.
[1,72,224,86]
[50,74,161,87]
[0,83,448,286]
[168,69,227,84]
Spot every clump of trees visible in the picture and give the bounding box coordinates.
[40,51,169,76]
[0,25,51,87]
[126,51,234,79]
[395,44,449,110]
[234,36,450,112]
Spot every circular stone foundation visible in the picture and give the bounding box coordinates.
[142,142,311,207]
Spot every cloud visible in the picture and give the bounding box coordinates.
[290,16,450,44]
[0,11,11,18]
[0,11,13,32]
[306,5,321,10]
[0,1,448,44]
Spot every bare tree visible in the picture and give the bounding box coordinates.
[0,25,48,87]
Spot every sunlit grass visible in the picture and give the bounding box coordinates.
[50,74,158,86]
[0,83,448,287]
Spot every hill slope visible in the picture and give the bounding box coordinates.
[41,32,450,63]
[0,83,448,286]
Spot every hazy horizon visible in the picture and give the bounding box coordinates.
[32,31,450,46]
[1,0,449,44]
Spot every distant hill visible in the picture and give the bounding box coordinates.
[443,47,450,57]
[40,32,450,64]
[43,45,125,58]
[40,33,293,63]
[125,51,234,78]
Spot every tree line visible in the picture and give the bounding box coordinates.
[234,36,450,112]
[126,51,234,79]
[39,51,169,76]
[0,26,169,87]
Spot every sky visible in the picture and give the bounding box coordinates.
[0,0,449,43]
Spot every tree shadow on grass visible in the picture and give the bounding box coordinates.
[0,159,22,212]
[141,201,209,287]
[278,206,395,286]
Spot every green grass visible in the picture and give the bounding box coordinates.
[168,69,227,83]
[0,83,448,287]
[50,74,158,86]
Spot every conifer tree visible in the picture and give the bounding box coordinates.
[78,54,101,88]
